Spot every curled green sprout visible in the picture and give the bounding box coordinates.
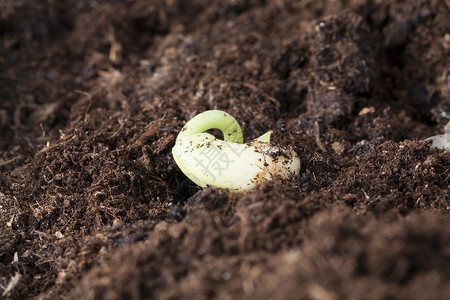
[172,110,300,192]
[425,121,450,151]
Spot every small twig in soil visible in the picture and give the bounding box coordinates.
[314,121,327,152]
[0,155,23,167]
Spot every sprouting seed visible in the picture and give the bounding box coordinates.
[172,110,300,192]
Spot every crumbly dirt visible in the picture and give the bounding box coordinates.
[0,0,449,299]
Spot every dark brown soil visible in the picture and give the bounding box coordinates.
[0,0,449,299]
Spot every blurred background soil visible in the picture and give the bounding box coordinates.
[0,0,449,299]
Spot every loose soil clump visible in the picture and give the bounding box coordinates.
[0,0,449,299]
